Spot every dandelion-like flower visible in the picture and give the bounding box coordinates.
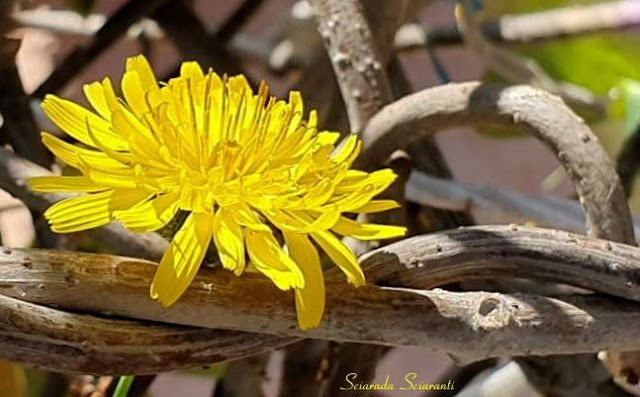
[29,55,406,329]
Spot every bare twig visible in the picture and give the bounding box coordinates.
[0,27,58,248]
[406,171,640,239]
[455,4,605,117]
[32,0,169,98]
[395,0,640,50]
[363,82,633,245]
[152,1,244,77]
[0,42,49,167]
[616,124,640,197]
[362,81,634,396]
[310,0,392,133]
[300,0,405,394]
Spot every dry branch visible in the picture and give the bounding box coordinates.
[1,226,640,367]
[306,0,404,393]
[395,0,640,49]
[406,171,640,239]
[363,82,634,245]
[0,293,292,375]
[364,81,635,396]
[32,0,169,98]
[310,0,392,133]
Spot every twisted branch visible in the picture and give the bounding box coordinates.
[0,293,292,375]
[362,81,635,396]
[1,226,640,369]
[363,82,634,244]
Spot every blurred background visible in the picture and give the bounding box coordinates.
[2,0,640,396]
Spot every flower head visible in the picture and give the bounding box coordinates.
[29,55,406,329]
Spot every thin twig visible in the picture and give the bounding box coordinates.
[32,0,169,98]
[454,3,605,117]
[406,171,640,239]
[306,0,410,394]
[616,124,640,197]
[395,0,640,50]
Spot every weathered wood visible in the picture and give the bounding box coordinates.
[395,0,640,49]
[406,171,640,239]
[363,82,634,245]
[310,0,392,133]
[2,226,640,368]
[306,0,407,393]
[0,293,293,375]
[361,82,637,395]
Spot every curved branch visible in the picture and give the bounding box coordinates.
[0,293,293,375]
[2,226,640,367]
[362,82,634,245]
[356,225,640,297]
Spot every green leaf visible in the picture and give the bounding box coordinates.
[616,79,640,135]
[113,376,134,397]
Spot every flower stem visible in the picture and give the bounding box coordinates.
[113,376,134,397]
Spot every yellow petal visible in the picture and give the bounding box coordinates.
[83,82,109,119]
[41,132,126,171]
[180,61,205,84]
[126,55,158,92]
[284,231,325,330]
[28,175,107,193]
[332,216,407,240]
[45,189,150,233]
[315,131,340,146]
[331,134,361,165]
[311,230,365,286]
[276,209,340,233]
[121,71,150,117]
[349,200,400,213]
[245,230,304,290]
[151,212,213,306]
[41,95,128,150]
[0,361,27,397]
[229,204,270,232]
[84,166,138,189]
[111,109,165,167]
[114,193,179,232]
[212,208,246,275]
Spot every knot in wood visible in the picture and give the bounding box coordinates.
[471,296,519,331]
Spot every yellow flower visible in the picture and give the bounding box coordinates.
[28,55,406,329]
